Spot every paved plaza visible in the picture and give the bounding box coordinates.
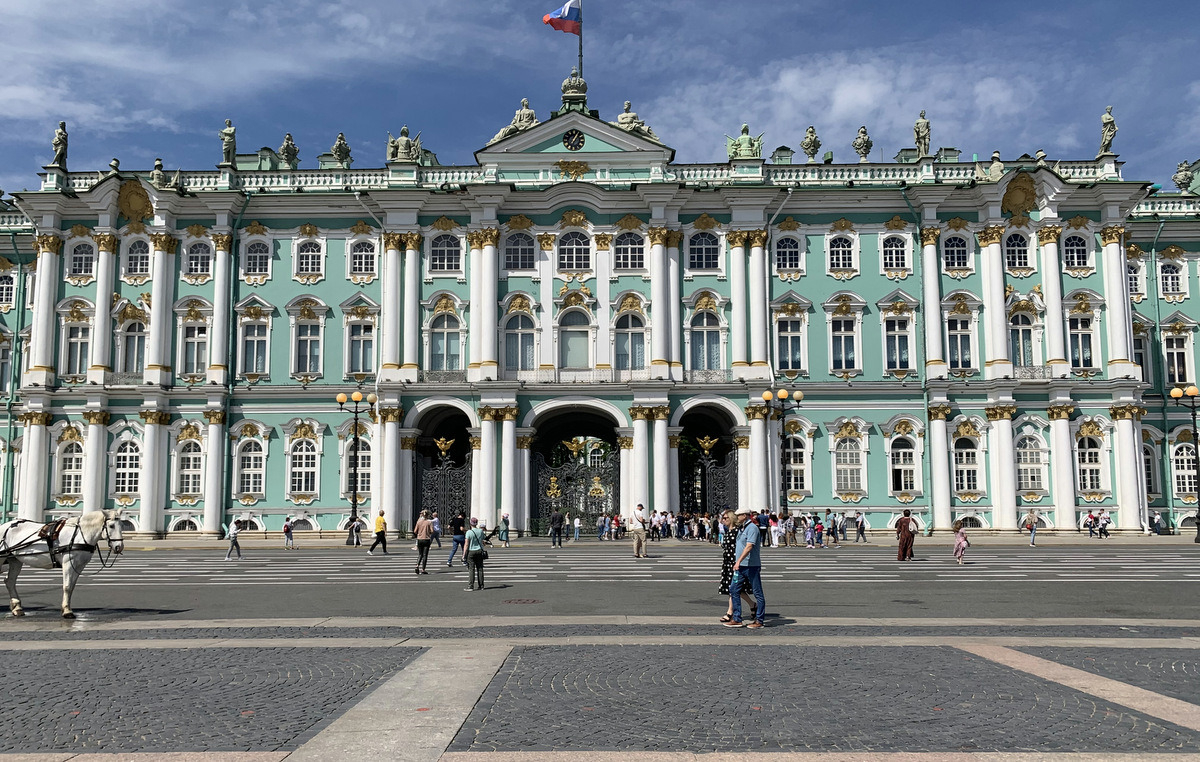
[1,540,1199,760]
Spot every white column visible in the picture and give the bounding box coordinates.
[381,408,401,533]
[477,407,497,525]
[27,236,61,385]
[630,408,650,517]
[145,233,177,386]
[202,410,225,535]
[667,231,683,381]
[652,408,669,514]
[208,234,233,386]
[748,405,769,510]
[1111,406,1145,531]
[380,233,402,378]
[928,406,952,530]
[139,411,168,535]
[748,230,769,377]
[89,233,118,383]
[667,426,682,518]
[538,237,556,373]
[1038,226,1068,374]
[1101,225,1136,377]
[398,428,418,529]
[18,413,50,520]
[728,231,748,375]
[469,431,481,518]
[978,227,1011,380]
[480,229,500,380]
[595,238,612,371]
[734,430,750,510]
[618,431,632,518]
[82,411,109,513]
[401,233,421,379]
[499,406,517,523]
[921,229,947,380]
[987,405,1018,530]
[467,234,483,382]
[649,228,670,379]
[516,430,533,534]
[1047,404,1077,530]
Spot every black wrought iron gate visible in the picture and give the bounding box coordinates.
[531,451,618,534]
[679,447,738,515]
[416,451,472,525]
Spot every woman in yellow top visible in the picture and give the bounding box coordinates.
[368,510,388,555]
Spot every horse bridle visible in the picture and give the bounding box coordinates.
[62,519,122,574]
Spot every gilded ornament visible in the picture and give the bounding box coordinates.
[1037,226,1062,245]
[1166,321,1189,336]
[536,233,557,251]
[244,221,269,236]
[431,216,458,231]
[203,411,225,425]
[830,218,854,232]
[82,411,110,426]
[775,302,803,318]
[1001,172,1037,221]
[692,213,720,231]
[733,436,750,449]
[697,435,718,455]
[928,404,953,421]
[836,492,864,503]
[831,295,853,316]
[588,475,606,497]
[555,161,590,180]
[892,420,914,436]
[506,295,532,314]
[1161,245,1185,260]
[726,230,748,248]
[985,405,1016,421]
[68,224,91,239]
[545,476,562,498]
[1046,404,1075,421]
[976,226,1005,247]
[57,426,82,444]
[505,214,534,231]
[666,230,683,248]
[1069,294,1093,314]
[515,436,534,449]
[748,230,769,248]
[1075,420,1104,439]
[1125,243,1143,260]
[628,405,652,421]
[433,295,458,315]
[176,424,201,443]
[562,437,586,457]
[1099,225,1125,246]
[20,411,53,426]
[36,234,63,254]
[920,227,941,246]
[885,300,911,316]
[183,300,205,322]
[65,301,88,322]
[1178,429,1194,443]
[434,437,454,455]
[242,305,264,321]
[139,410,171,426]
[950,295,972,315]
[211,233,232,251]
[126,220,145,235]
[651,405,670,420]
[400,232,423,251]
[466,231,485,250]
[298,223,320,238]
[562,292,586,308]
[885,215,909,231]
[616,436,634,449]
[382,232,404,250]
[117,180,153,222]
[296,298,320,320]
[617,294,643,314]
[479,228,501,247]
[777,216,800,231]
[954,420,980,438]
[945,217,970,231]
[667,435,682,448]
[149,233,178,254]
[956,492,982,503]
[1066,215,1091,229]
[647,227,670,246]
[289,422,317,442]
[616,214,644,231]
[594,233,612,250]
[693,291,717,312]
[349,220,373,236]
[833,421,861,440]
[185,224,208,238]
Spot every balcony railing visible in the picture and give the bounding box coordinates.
[419,369,467,383]
[684,369,735,384]
[1013,365,1054,380]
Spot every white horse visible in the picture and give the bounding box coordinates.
[0,510,125,618]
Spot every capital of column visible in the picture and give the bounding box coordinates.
[976,226,1005,247]
[1100,225,1126,246]
[647,227,670,246]
[478,405,499,421]
[617,436,634,449]
[379,407,404,423]
[400,437,418,450]
[536,233,556,251]
[629,405,654,421]
[149,233,178,254]
[920,227,941,246]
[1109,404,1147,421]
[667,435,681,448]
[1046,404,1075,421]
[211,233,233,251]
[1037,226,1062,245]
[469,436,482,450]
[400,232,423,251]
[594,233,612,250]
[479,228,500,247]
[496,406,520,421]
[138,410,171,426]
[727,230,748,248]
[19,411,53,426]
[666,230,683,248]
[927,404,953,421]
[744,404,770,421]
[383,232,404,251]
[733,435,750,449]
[516,436,534,449]
[82,410,111,426]
[202,410,226,425]
[650,405,670,421]
[94,233,118,253]
[985,404,1017,421]
[747,229,768,248]
[35,234,62,255]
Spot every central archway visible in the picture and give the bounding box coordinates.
[526,401,624,536]
[676,404,739,517]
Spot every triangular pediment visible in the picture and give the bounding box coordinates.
[475,111,674,164]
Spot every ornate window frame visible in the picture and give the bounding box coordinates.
[556,230,593,273]
[1142,425,1164,501]
[781,417,816,503]
[1158,256,1189,302]
[771,293,811,378]
[234,296,273,381]
[114,317,148,376]
[232,420,270,504]
[825,232,859,280]
[1060,232,1094,277]
[1012,416,1050,499]
[949,415,989,503]
[107,423,144,502]
[827,417,869,502]
[502,232,537,273]
[684,230,723,276]
[1064,289,1104,372]
[1132,322,1153,386]
[772,226,805,280]
[56,298,94,381]
[240,232,273,286]
[169,419,207,505]
[182,239,214,285]
[346,235,378,285]
[50,422,85,505]
[120,235,152,285]
[427,233,464,277]
[340,295,379,381]
[883,416,924,500]
[612,231,646,272]
[423,292,465,372]
[823,292,865,378]
[282,418,323,505]
[286,295,328,381]
[942,291,982,376]
[292,229,326,285]
[1160,313,1196,387]
[1004,231,1036,277]
[1127,258,1146,303]
[610,290,648,379]
[500,293,539,379]
[1071,415,1113,501]
[1171,434,1197,504]
[1006,289,1046,369]
[64,237,96,286]
[877,291,919,378]
[878,231,914,281]
[682,290,727,376]
[940,232,975,279]
[174,298,212,382]
[337,419,372,502]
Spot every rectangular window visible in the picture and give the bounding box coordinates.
[1016,451,1043,491]
[885,318,910,371]
[831,319,856,371]
[1078,450,1102,492]
[182,326,208,375]
[348,323,374,374]
[890,450,915,491]
[1069,317,1094,369]
[835,450,862,491]
[954,449,978,492]
[506,332,535,371]
[295,323,321,374]
[1132,336,1150,384]
[613,248,643,270]
[65,326,89,375]
[777,319,804,371]
[350,250,375,275]
[0,344,10,395]
[241,323,267,374]
[947,317,972,369]
[614,332,644,371]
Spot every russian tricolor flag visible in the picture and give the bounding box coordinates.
[543,0,581,35]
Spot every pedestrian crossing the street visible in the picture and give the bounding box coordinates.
[10,543,1197,587]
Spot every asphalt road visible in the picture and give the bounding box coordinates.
[6,542,1197,623]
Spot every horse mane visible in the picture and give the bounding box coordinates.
[73,510,107,534]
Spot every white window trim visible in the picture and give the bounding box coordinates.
[609,298,649,379]
[181,237,214,285]
[1006,300,1045,369]
[781,430,812,501]
[555,229,595,276]
[49,424,85,503]
[823,294,865,377]
[611,232,648,274]
[293,236,326,285]
[240,234,274,286]
[107,426,143,500]
[233,434,267,501]
[1170,434,1196,502]
[878,231,914,280]
[940,232,976,279]
[174,298,213,381]
[337,421,372,501]
[56,298,95,380]
[423,295,466,372]
[341,300,379,381]
[827,418,869,499]
[1161,321,1196,387]
[426,233,466,279]
[1142,436,1162,500]
[286,296,328,380]
[346,235,379,285]
[169,422,207,503]
[942,293,982,375]
[884,435,921,499]
[877,295,918,377]
[1065,292,1104,372]
[555,307,597,371]
[1132,328,1154,386]
[1071,416,1113,499]
[682,291,729,375]
[1059,231,1095,276]
[282,418,324,504]
[771,231,805,279]
[1127,259,1146,303]
[64,237,96,286]
[120,235,153,285]
[113,318,148,375]
[682,229,726,279]
[502,232,539,275]
[1159,258,1190,302]
[235,297,273,381]
[1003,231,1037,277]
[824,232,860,281]
[1012,427,1050,497]
[949,416,990,501]
[772,310,809,377]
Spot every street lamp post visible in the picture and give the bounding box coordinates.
[337,390,378,545]
[1169,384,1200,543]
[761,389,803,511]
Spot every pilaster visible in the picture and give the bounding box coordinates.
[88,233,118,384]
[985,403,1018,529]
[208,233,232,386]
[26,235,61,387]
[666,230,684,381]
[648,227,670,379]
[145,233,177,386]
[202,409,226,535]
[920,227,947,380]
[1046,402,1076,529]
[747,229,770,379]
[380,232,403,381]
[81,410,110,513]
[400,232,422,382]
[926,402,952,530]
[1037,225,1069,374]
[977,226,1012,379]
[728,230,749,376]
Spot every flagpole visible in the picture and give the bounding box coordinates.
[577,0,584,77]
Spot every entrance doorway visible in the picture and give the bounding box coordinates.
[529,409,619,535]
[677,406,739,516]
[413,407,472,531]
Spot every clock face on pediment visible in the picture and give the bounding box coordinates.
[474,111,674,163]
[562,129,586,151]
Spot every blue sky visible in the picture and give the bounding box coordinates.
[1,0,1197,196]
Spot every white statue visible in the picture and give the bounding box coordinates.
[489,98,539,145]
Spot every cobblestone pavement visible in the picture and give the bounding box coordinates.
[0,647,421,753]
[1021,647,1200,706]
[449,645,1200,754]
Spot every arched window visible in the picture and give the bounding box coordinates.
[828,236,853,270]
[889,438,915,492]
[296,241,322,274]
[1015,436,1044,491]
[614,313,645,371]
[1069,315,1095,369]
[119,322,146,373]
[350,241,376,275]
[1076,436,1103,492]
[943,236,969,269]
[690,312,720,370]
[238,440,265,495]
[613,233,644,270]
[504,233,535,270]
[113,441,141,495]
[953,438,978,492]
[126,240,151,277]
[430,234,461,271]
[0,275,14,307]
[186,243,212,276]
[1174,443,1198,498]
[1127,262,1143,296]
[69,243,95,276]
[882,236,907,270]
[289,440,318,494]
[775,237,800,270]
[783,436,806,492]
[777,317,804,371]
[178,441,202,496]
[834,438,863,492]
[1143,444,1158,496]
[1009,313,1034,367]
[558,310,590,369]
[1004,233,1029,269]
[245,241,270,275]
[688,232,720,270]
[557,231,591,270]
[589,446,604,469]
[1161,263,1183,294]
[430,314,461,370]
[59,442,83,496]
[504,314,535,372]
[347,438,370,494]
[1063,235,1088,268]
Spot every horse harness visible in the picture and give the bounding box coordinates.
[1,518,99,568]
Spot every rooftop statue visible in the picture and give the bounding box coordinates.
[50,121,68,168]
[726,123,764,160]
[975,150,1005,182]
[611,101,658,140]
[914,110,931,157]
[150,158,167,188]
[800,126,821,162]
[561,66,587,96]
[219,119,236,166]
[1098,105,1117,156]
[279,133,300,169]
[852,125,872,162]
[331,132,352,168]
[1174,162,1195,194]
[388,124,422,163]
[489,98,540,145]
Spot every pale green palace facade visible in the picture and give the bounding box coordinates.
[0,77,1197,537]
